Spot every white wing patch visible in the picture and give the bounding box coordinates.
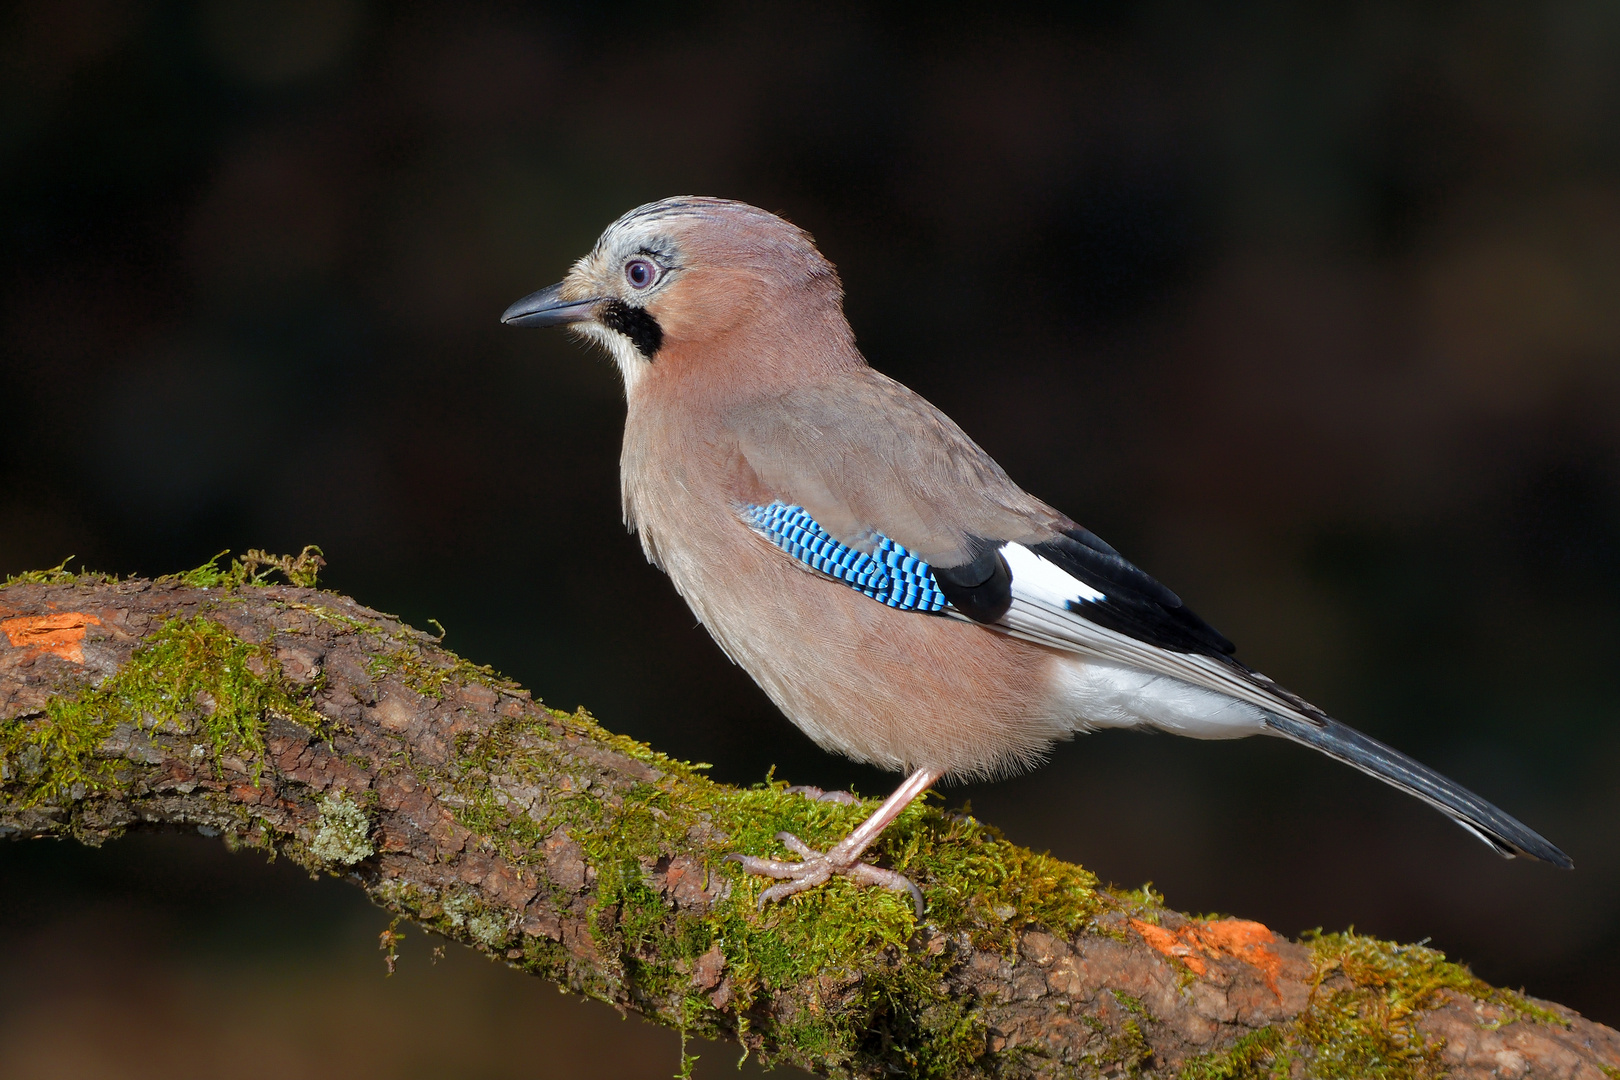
[1000,542,1104,606]
[980,542,1325,729]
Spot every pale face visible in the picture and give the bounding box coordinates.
[556,220,687,390]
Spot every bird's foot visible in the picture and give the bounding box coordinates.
[783,784,862,806]
[725,832,924,916]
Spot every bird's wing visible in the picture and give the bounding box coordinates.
[729,370,1320,725]
[978,537,1330,726]
[729,370,1065,567]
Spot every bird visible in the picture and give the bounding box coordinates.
[502,196,1571,913]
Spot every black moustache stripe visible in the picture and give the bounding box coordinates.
[600,300,664,358]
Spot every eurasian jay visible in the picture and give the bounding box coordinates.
[502,196,1570,913]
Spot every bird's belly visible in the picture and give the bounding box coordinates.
[662,524,1076,781]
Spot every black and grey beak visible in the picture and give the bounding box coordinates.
[500,283,600,327]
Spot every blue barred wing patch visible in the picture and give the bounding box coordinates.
[743,502,949,613]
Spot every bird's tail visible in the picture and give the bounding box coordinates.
[1262,711,1572,868]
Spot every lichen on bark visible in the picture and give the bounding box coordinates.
[311,790,375,865]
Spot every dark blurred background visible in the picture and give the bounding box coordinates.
[2,1,1618,1076]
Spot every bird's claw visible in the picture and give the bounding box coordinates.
[724,831,924,916]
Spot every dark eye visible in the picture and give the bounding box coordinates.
[625,258,657,289]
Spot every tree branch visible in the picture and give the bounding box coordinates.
[2,572,1615,1079]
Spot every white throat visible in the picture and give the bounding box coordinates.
[575,323,651,394]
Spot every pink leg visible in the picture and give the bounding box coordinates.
[726,767,941,916]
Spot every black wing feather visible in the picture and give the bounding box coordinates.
[1025,526,1236,657]
[932,544,1013,624]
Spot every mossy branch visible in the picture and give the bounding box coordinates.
[1,567,1616,1079]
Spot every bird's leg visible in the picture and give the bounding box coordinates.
[726,767,941,916]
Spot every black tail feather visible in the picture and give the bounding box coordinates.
[1262,712,1572,869]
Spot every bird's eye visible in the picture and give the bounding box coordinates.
[625,258,657,290]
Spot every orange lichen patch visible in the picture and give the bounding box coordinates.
[1199,919,1286,996]
[0,612,102,663]
[1130,917,1286,996]
[1132,918,1210,975]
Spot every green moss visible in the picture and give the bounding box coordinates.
[431,704,1102,1077]
[1296,930,1567,1078]
[1109,883,1168,927]
[1115,1019,1155,1076]
[161,546,326,590]
[1178,929,1570,1080]
[1112,989,1151,1020]
[2,556,117,587]
[6,546,322,591]
[0,614,326,807]
[367,643,511,700]
[1180,1027,1284,1080]
[310,791,375,865]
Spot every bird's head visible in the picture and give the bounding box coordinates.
[502,197,853,391]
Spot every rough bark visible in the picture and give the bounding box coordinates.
[1,573,1616,1080]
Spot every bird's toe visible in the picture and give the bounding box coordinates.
[849,862,925,917]
[722,851,805,879]
[727,836,925,915]
[757,867,835,907]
